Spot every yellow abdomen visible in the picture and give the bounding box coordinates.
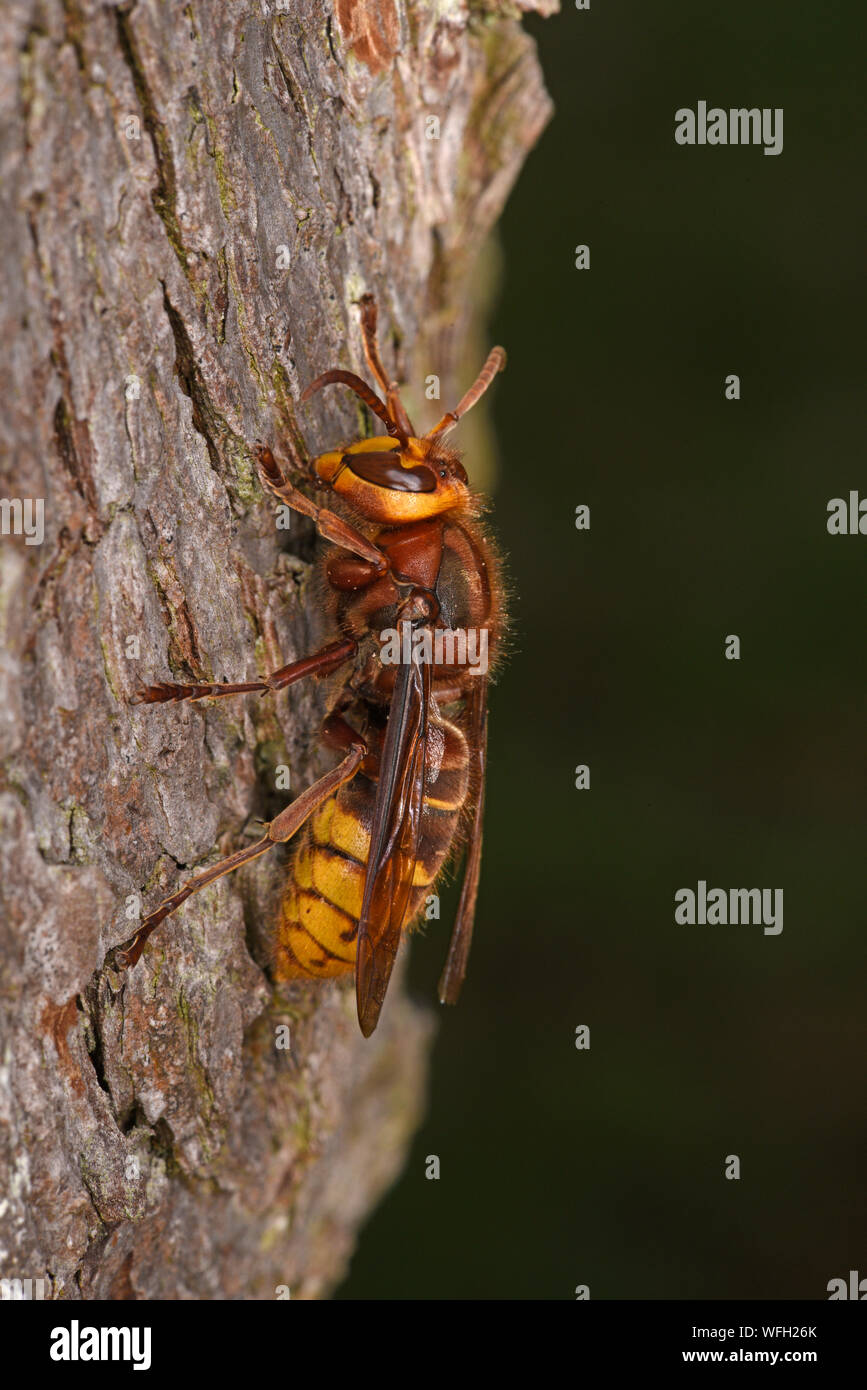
[275,715,468,982]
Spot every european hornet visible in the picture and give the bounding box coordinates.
[121,296,507,1036]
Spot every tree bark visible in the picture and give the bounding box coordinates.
[0,0,552,1300]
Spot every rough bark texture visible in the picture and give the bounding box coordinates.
[0,0,552,1300]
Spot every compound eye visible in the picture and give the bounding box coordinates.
[345,452,437,493]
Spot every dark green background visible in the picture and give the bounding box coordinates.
[339,1,866,1299]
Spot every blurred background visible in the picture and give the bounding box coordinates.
[339,0,866,1299]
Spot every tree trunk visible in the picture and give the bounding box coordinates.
[0,0,552,1300]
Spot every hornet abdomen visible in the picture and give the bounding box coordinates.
[275,712,470,980]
